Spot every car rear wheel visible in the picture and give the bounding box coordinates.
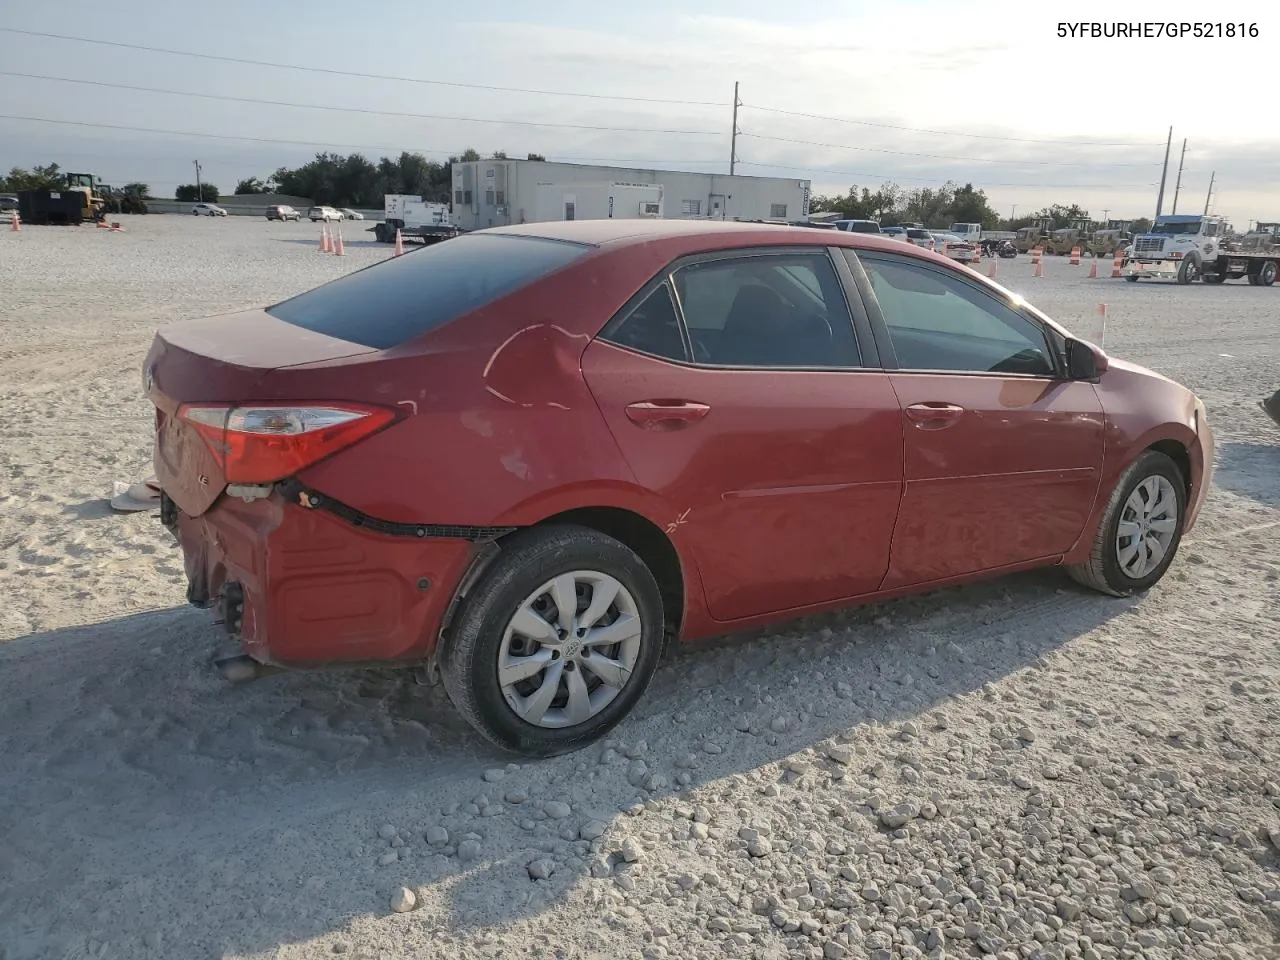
[439,525,665,756]
[1066,450,1186,597]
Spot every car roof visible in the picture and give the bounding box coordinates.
[482,218,932,257]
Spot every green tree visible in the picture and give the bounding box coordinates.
[175,183,219,202]
[234,177,269,195]
[2,163,63,191]
[945,183,1000,229]
[526,153,546,161]
[119,182,150,198]
[1033,203,1091,228]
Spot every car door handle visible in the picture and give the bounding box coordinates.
[625,400,711,429]
[905,402,966,429]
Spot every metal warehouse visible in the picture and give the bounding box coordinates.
[449,159,811,231]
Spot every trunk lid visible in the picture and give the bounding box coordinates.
[146,309,377,516]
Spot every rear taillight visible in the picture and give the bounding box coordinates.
[179,403,397,484]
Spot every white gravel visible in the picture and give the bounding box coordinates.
[1,216,1278,960]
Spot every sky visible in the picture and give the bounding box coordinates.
[1,0,1277,226]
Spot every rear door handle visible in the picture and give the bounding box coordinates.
[625,400,711,429]
[905,402,965,430]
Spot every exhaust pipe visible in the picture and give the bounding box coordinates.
[214,654,282,684]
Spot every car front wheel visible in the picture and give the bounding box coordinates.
[439,525,665,756]
[1067,450,1186,597]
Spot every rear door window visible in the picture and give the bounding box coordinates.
[267,233,591,349]
[672,252,862,367]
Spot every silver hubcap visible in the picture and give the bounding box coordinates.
[498,571,643,729]
[1116,476,1179,579]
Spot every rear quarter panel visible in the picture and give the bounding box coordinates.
[289,243,691,528]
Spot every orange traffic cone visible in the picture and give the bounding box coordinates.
[1089,258,1098,279]
[333,223,345,257]
[393,228,405,256]
[11,211,21,232]
[1069,246,1081,265]
[319,224,331,253]
[1034,256,1044,278]
[987,258,998,279]
[1111,250,1124,278]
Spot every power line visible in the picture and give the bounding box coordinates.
[0,27,1171,151]
[738,132,1160,168]
[0,71,721,136]
[734,159,1158,189]
[0,27,726,108]
[0,115,724,167]
[740,103,1161,148]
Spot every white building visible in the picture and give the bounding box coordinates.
[450,159,811,231]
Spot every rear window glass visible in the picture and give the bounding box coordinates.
[267,233,591,349]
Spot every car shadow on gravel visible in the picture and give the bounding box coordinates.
[1212,440,1280,507]
[0,568,1135,957]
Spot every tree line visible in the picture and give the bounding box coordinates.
[229,149,546,208]
[1,162,150,201]
[809,183,1150,233]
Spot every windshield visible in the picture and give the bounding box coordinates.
[1152,220,1201,235]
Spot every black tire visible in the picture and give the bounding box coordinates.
[1258,260,1278,287]
[373,222,390,243]
[439,525,666,756]
[1066,450,1187,597]
[1125,274,1140,282]
[1175,254,1200,285]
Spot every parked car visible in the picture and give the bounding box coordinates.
[144,220,1213,756]
[340,209,365,221]
[266,205,301,222]
[192,203,227,217]
[904,227,935,248]
[834,219,882,234]
[0,194,18,212]
[930,232,980,263]
[308,206,342,222]
[880,226,908,241]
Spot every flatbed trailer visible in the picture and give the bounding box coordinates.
[1125,248,1279,285]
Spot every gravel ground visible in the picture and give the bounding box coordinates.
[1,215,1277,960]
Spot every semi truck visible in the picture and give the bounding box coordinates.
[1124,214,1279,285]
[374,195,460,245]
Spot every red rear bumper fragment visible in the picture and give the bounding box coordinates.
[165,490,476,667]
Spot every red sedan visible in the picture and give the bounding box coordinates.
[145,220,1214,756]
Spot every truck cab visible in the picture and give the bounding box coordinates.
[1125,215,1224,282]
[948,222,983,241]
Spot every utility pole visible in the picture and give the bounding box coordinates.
[1203,171,1215,215]
[1154,126,1172,221]
[1171,138,1187,214]
[194,160,204,203]
[729,81,740,176]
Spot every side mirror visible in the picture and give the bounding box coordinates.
[1066,338,1109,380]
